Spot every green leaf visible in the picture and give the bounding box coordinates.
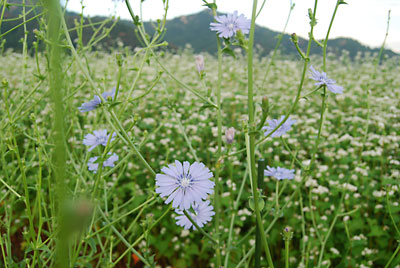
[108,101,122,109]
[382,178,399,185]
[222,46,236,58]
[203,3,217,10]
[85,237,97,255]
[248,197,265,212]
[202,0,217,10]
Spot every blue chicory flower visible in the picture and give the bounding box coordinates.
[83,129,116,152]
[265,166,295,180]
[210,11,251,39]
[78,96,101,112]
[263,116,296,138]
[88,157,100,173]
[175,200,215,230]
[155,160,215,210]
[309,66,344,94]
[78,88,116,112]
[87,152,119,173]
[103,153,119,167]
[101,88,116,100]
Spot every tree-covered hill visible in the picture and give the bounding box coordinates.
[0,2,396,59]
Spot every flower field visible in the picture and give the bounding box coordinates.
[0,0,399,267]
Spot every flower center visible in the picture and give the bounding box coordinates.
[97,136,108,144]
[180,176,191,188]
[228,23,235,30]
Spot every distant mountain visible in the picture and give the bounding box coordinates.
[159,10,396,58]
[0,3,396,59]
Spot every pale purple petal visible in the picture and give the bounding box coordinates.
[210,11,251,38]
[174,200,215,230]
[309,65,344,94]
[155,160,215,210]
[83,129,116,151]
[265,166,295,180]
[263,116,296,138]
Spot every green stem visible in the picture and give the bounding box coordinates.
[45,0,68,266]
[182,210,218,244]
[384,242,400,268]
[114,57,123,102]
[0,177,21,198]
[247,0,274,266]
[86,196,155,239]
[322,0,341,71]
[375,10,391,68]
[173,109,199,162]
[285,239,290,268]
[111,206,172,266]
[224,168,249,267]
[211,2,223,265]
[0,11,45,39]
[58,5,156,178]
[300,85,323,99]
[226,0,321,160]
[255,160,265,268]
[386,189,400,236]
[97,207,151,267]
[124,0,217,109]
[299,190,307,266]
[259,0,294,89]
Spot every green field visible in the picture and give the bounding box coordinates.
[1,0,400,267]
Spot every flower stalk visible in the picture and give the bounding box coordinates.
[247,0,274,266]
[211,1,223,264]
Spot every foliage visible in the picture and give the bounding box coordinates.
[0,0,399,267]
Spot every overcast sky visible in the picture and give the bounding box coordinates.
[64,0,400,53]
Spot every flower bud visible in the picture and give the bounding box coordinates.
[195,55,204,73]
[291,33,298,44]
[261,96,269,112]
[116,53,123,67]
[282,226,293,241]
[225,127,235,144]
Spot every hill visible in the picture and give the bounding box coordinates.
[0,3,396,58]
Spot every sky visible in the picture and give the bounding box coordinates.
[64,0,400,53]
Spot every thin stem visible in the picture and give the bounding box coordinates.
[259,0,295,89]
[280,138,305,169]
[111,206,172,266]
[386,189,400,236]
[86,196,155,239]
[173,109,199,162]
[384,242,400,268]
[215,25,223,268]
[182,210,218,244]
[58,5,157,178]
[224,168,249,267]
[97,207,151,267]
[275,180,280,210]
[255,159,265,268]
[0,177,21,198]
[375,10,391,67]
[124,0,217,109]
[226,0,321,160]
